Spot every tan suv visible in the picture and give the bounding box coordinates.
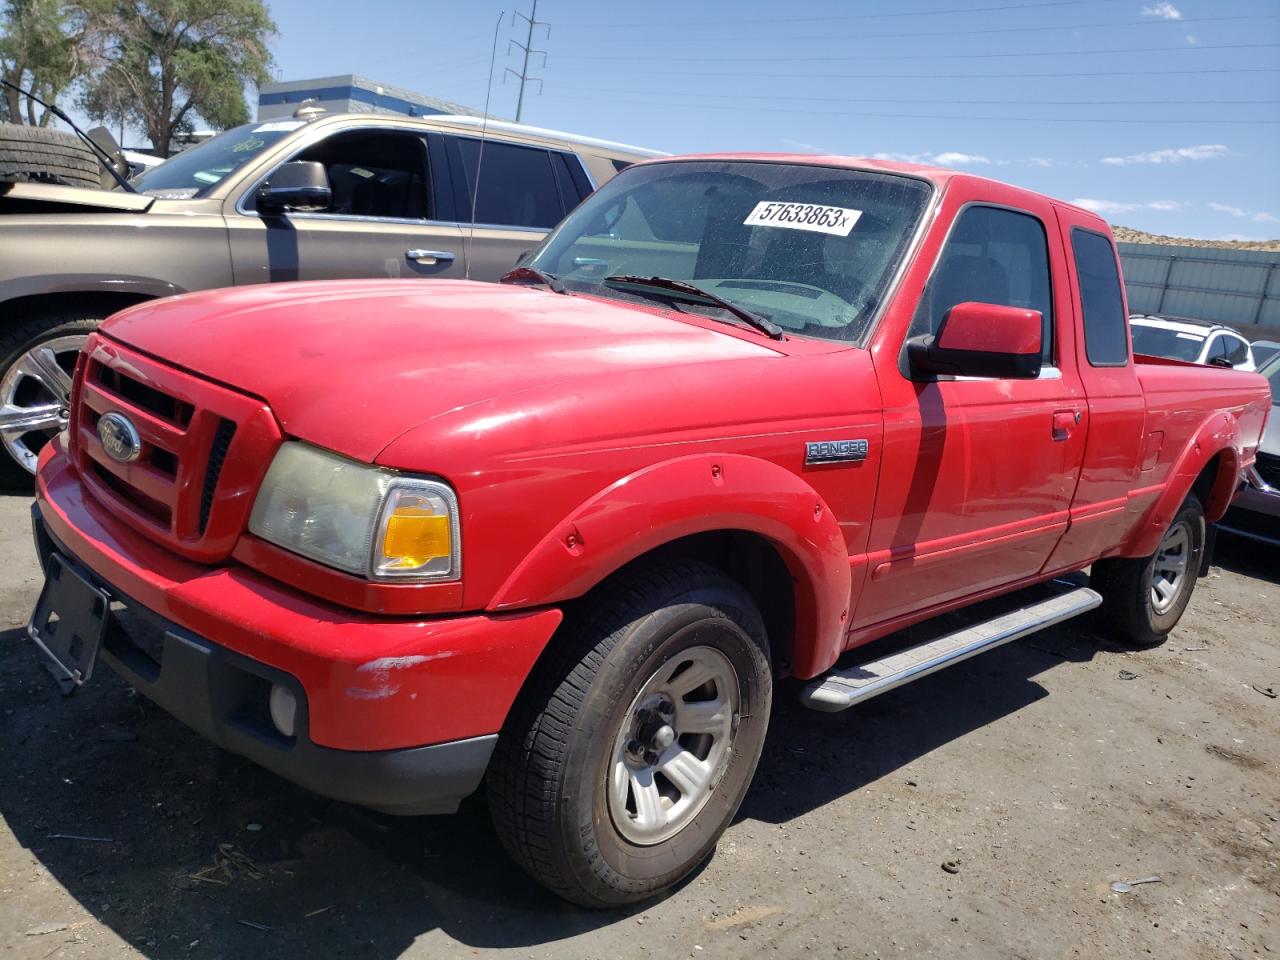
[0,110,660,483]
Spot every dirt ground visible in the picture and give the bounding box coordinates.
[1,490,1276,960]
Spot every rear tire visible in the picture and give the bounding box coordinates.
[0,123,101,189]
[487,560,772,908]
[1091,495,1205,649]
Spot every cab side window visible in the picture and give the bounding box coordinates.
[1071,228,1129,366]
[290,130,431,220]
[911,205,1054,365]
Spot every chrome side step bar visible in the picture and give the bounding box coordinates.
[800,585,1102,712]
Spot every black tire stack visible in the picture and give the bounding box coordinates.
[0,123,101,189]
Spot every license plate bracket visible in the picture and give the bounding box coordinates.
[28,554,109,695]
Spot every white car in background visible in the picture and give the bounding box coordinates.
[1129,314,1256,371]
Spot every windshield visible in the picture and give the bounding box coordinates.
[130,120,306,198]
[1130,323,1206,362]
[526,160,933,343]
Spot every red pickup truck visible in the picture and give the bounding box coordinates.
[26,154,1270,908]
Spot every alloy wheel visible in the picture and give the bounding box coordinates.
[607,645,740,846]
[0,335,84,474]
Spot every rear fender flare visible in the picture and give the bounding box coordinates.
[488,453,852,679]
[1126,411,1240,556]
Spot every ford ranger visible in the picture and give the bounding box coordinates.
[25,154,1271,908]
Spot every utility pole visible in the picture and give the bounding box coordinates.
[505,0,549,122]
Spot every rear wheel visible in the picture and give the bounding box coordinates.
[487,560,772,908]
[1091,496,1205,648]
[0,313,101,488]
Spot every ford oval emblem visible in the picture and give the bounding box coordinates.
[97,412,142,464]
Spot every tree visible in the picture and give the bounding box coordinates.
[0,0,87,125]
[80,0,274,155]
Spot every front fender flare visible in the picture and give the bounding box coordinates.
[488,453,852,679]
[1126,411,1240,557]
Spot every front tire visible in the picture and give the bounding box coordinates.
[1092,495,1205,648]
[487,560,772,908]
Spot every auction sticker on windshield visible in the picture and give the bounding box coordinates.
[744,201,862,237]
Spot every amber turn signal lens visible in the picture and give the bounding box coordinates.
[381,508,451,567]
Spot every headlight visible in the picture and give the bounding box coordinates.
[247,442,460,581]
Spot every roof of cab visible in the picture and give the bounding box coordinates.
[634,152,1109,223]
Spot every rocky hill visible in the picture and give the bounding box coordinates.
[1112,226,1280,253]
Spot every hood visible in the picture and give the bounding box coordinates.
[102,279,787,462]
[0,180,154,213]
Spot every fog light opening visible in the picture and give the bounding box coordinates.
[269,683,298,739]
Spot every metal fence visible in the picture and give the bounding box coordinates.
[1118,242,1280,338]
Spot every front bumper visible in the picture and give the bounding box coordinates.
[31,445,563,813]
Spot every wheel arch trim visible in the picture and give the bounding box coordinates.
[487,453,852,680]
[0,275,182,316]
[1125,411,1239,557]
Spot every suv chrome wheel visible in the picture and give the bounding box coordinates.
[608,645,740,846]
[0,335,83,474]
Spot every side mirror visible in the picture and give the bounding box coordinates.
[257,161,331,214]
[1208,356,1234,369]
[907,301,1043,380]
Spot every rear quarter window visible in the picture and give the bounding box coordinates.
[1071,228,1129,366]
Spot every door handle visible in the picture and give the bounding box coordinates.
[1052,409,1081,441]
[405,249,456,265]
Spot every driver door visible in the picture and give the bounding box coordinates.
[225,127,466,285]
[855,197,1088,628]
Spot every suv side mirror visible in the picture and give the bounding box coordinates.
[907,301,1044,380]
[257,161,332,214]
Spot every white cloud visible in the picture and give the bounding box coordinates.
[1185,33,1198,44]
[1208,202,1279,224]
[1024,157,1056,168]
[930,151,992,166]
[1071,198,1186,215]
[1101,144,1228,165]
[1141,2,1182,19]
[872,150,990,166]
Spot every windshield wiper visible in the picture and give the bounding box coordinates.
[500,265,566,294]
[603,275,785,340]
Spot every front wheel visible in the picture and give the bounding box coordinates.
[0,313,101,489]
[1091,495,1205,648]
[487,560,772,908]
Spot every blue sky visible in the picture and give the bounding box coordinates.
[269,0,1278,238]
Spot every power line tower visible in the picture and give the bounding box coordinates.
[505,0,549,122]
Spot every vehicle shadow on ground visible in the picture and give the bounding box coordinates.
[0,613,1101,958]
[1213,532,1278,585]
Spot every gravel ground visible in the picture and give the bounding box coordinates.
[1,491,1276,960]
